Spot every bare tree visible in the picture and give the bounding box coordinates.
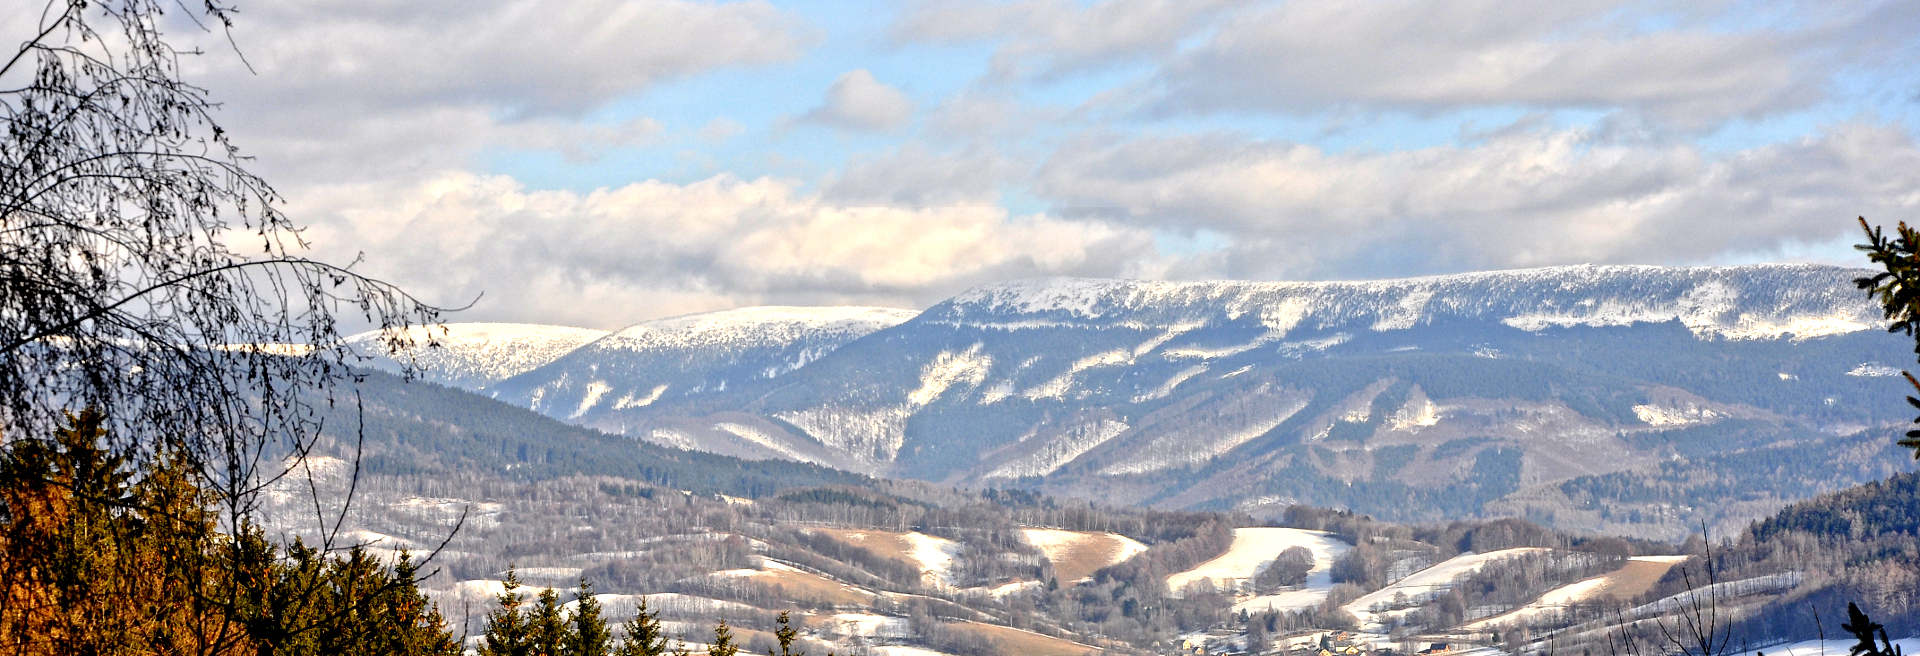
[0,0,449,520]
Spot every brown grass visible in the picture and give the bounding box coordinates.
[948,621,1098,656]
[813,527,916,567]
[1594,557,1687,601]
[746,569,875,606]
[1039,533,1131,584]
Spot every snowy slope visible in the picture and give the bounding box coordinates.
[1341,547,1552,630]
[1459,554,1691,631]
[1171,527,1351,598]
[346,323,610,390]
[373,264,1904,533]
[487,306,914,426]
[936,264,1873,342]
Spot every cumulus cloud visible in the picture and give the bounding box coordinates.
[1036,122,1920,279]
[798,70,916,131]
[290,172,1157,327]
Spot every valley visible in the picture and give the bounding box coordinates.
[356,263,1913,540]
[272,261,1920,654]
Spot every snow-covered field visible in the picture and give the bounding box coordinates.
[870,646,959,656]
[1340,547,1550,629]
[815,528,963,589]
[901,532,962,588]
[1170,527,1351,609]
[979,580,1043,599]
[1020,527,1149,583]
[1738,638,1920,656]
[1461,555,1691,631]
[827,613,912,639]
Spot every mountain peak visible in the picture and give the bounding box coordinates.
[936,263,1873,341]
[604,306,918,351]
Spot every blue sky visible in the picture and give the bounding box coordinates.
[156,0,1920,327]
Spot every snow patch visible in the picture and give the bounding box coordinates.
[1103,394,1306,475]
[901,532,963,588]
[572,380,612,418]
[1388,396,1441,430]
[1848,363,1902,377]
[614,384,668,409]
[1134,365,1208,403]
[985,419,1130,479]
[713,422,824,465]
[1022,349,1132,401]
[910,345,990,407]
[1632,403,1723,427]
[776,405,910,462]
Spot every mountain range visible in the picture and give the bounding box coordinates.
[351,263,1916,538]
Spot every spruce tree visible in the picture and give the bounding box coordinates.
[769,611,803,656]
[708,621,739,656]
[616,597,669,656]
[567,578,613,656]
[482,568,534,656]
[385,553,464,656]
[532,587,570,656]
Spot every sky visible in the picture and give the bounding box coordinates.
[98,0,1920,327]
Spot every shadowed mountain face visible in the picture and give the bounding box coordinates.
[358,264,1914,538]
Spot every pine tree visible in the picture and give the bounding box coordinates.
[769,611,803,656]
[482,568,534,656]
[531,586,570,656]
[383,552,464,656]
[615,597,669,656]
[567,578,613,656]
[708,621,739,656]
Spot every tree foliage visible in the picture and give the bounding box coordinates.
[1853,216,1920,458]
[0,0,446,512]
[0,411,460,655]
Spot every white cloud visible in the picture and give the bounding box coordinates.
[825,145,1017,205]
[895,0,1246,79]
[1144,0,1846,127]
[897,0,1918,129]
[177,0,813,182]
[798,70,916,131]
[292,172,1157,327]
[1037,122,1920,279]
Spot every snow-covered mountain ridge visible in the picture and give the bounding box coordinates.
[933,263,1875,341]
[481,305,914,428]
[599,306,918,352]
[345,322,612,390]
[352,264,1904,537]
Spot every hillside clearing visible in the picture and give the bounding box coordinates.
[813,527,963,588]
[948,621,1097,656]
[1460,555,1693,631]
[1340,547,1552,629]
[1020,528,1149,584]
[1167,529,1351,598]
